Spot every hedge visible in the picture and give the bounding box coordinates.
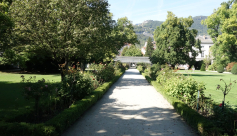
[0,71,125,136]
[141,73,221,136]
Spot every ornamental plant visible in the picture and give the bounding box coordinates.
[217,65,224,73]
[21,75,52,120]
[231,64,237,75]
[216,79,237,110]
[200,63,205,71]
[57,66,93,107]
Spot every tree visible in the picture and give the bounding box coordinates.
[150,12,201,66]
[203,55,211,69]
[0,1,14,54]
[145,37,154,57]
[202,0,237,66]
[121,46,128,56]
[124,44,142,56]
[8,0,114,79]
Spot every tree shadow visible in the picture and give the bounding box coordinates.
[183,74,223,77]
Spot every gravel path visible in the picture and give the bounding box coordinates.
[62,69,197,136]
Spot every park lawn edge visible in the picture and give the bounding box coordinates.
[140,71,222,136]
[0,71,125,136]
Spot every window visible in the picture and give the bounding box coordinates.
[209,46,211,48]
[201,51,204,57]
[201,46,204,48]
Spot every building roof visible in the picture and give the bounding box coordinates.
[195,35,213,44]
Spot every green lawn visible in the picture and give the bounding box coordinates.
[0,72,61,121]
[178,70,237,108]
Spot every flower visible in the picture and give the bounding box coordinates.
[73,65,75,68]
[55,88,58,92]
[28,87,31,91]
[219,103,222,107]
[93,78,95,80]
[45,85,48,88]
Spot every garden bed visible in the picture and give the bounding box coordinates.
[0,70,125,136]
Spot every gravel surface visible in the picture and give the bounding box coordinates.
[62,69,197,136]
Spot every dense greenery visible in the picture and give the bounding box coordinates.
[231,64,237,75]
[217,65,224,73]
[202,0,237,66]
[1,0,138,74]
[145,37,154,57]
[121,44,142,56]
[200,64,206,71]
[139,64,237,135]
[150,12,201,66]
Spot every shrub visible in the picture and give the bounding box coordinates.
[226,62,237,72]
[231,64,237,75]
[217,65,224,73]
[200,64,205,71]
[58,67,93,106]
[207,65,212,71]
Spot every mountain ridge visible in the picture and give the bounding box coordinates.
[134,16,208,47]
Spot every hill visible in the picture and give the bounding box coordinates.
[134,16,208,47]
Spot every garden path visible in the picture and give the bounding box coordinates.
[62,69,197,136]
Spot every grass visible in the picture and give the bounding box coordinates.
[177,70,237,108]
[0,72,61,121]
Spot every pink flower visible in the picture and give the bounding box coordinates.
[28,87,31,91]
[45,85,48,88]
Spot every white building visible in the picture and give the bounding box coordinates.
[195,35,214,62]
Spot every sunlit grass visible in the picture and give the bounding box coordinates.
[177,70,237,108]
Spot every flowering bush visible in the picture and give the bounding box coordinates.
[21,75,53,120]
[57,66,93,106]
[89,62,115,82]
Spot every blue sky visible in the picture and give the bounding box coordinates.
[108,0,229,24]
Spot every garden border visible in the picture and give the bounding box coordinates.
[0,71,125,136]
[140,72,221,136]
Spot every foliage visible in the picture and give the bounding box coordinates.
[20,75,53,121]
[145,37,154,57]
[0,71,124,136]
[0,1,14,53]
[217,65,224,73]
[231,64,237,75]
[212,103,237,135]
[200,63,206,71]
[216,79,237,110]
[122,44,142,56]
[202,1,237,66]
[151,12,201,66]
[135,34,153,47]
[58,66,93,106]
[121,46,128,56]
[7,0,118,74]
[203,55,211,69]
[89,62,115,82]
[226,62,237,72]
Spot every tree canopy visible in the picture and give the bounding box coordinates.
[145,37,154,57]
[150,12,201,66]
[202,0,237,65]
[121,45,142,56]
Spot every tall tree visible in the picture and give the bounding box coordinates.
[202,0,237,65]
[150,12,201,66]
[123,44,142,56]
[7,0,114,78]
[145,37,154,57]
[0,1,14,54]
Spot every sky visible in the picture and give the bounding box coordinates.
[108,0,229,25]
